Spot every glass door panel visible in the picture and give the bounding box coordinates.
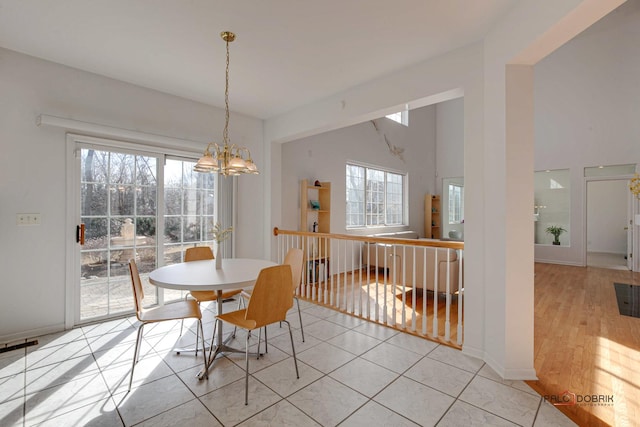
[80,148,158,321]
[163,158,216,302]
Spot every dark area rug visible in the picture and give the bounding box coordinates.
[614,282,640,318]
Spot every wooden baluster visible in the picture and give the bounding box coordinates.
[433,248,439,339]
[457,249,464,346]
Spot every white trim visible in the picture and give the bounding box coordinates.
[156,156,166,306]
[67,133,200,159]
[0,323,66,344]
[346,161,408,228]
[346,159,406,176]
[66,134,208,326]
[37,114,203,156]
[65,136,79,330]
[484,352,539,381]
[534,258,583,267]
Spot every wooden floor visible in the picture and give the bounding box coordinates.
[300,268,461,347]
[527,263,640,427]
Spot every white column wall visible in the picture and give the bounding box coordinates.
[480,0,624,378]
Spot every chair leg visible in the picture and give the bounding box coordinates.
[177,293,192,355]
[194,308,200,357]
[129,324,145,391]
[264,326,268,354]
[233,296,244,338]
[295,296,305,342]
[256,328,262,359]
[245,331,251,405]
[283,320,299,379]
[197,319,208,380]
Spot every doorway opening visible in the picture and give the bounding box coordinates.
[586,178,632,271]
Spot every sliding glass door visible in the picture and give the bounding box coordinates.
[76,143,217,323]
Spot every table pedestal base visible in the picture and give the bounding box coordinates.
[196,293,262,380]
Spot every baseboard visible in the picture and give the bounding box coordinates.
[484,353,538,380]
[534,258,583,267]
[0,323,66,346]
[461,344,484,361]
[587,251,626,255]
[502,367,538,380]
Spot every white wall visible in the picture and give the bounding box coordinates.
[587,180,628,253]
[436,98,465,239]
[534,0,640,265]
[435,98,465,182]
[280,106,437,238]
[0,48,265,341]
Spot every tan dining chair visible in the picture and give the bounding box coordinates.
[128,260,207,391]
[216,264,299,405]
[240,247,304,355]
[178,246,243,354]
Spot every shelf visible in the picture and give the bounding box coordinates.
[301,179,331,264]
[425,193,441,239]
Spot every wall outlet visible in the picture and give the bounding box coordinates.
[16,213,41,226]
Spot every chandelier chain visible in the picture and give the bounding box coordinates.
[223,35,230,145]
[193,30,258,175]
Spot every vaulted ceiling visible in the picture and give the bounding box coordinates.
[0,0,518,119]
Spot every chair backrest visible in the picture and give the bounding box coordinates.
[128,260,144,319]
[246,265,293,328]
[185,246,214,262]
[283,248,303,293]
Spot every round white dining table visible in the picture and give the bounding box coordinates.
[149,258,276,291]
[149,258,277,379]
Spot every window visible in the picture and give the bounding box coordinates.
[385,110,408,126]
[346,163,406,227]
[448,183,464,224]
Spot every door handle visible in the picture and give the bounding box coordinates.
[76,223,85,245]
[624,227,629,230]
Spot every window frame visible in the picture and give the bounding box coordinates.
[346,162,408,229]
[447,183,464,224]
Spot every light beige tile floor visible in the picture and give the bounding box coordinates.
[0,298,577,426]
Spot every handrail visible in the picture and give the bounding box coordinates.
[273,226,464,347]
[273,227,464,250]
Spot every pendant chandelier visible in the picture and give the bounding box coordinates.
[194,31,259,175]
